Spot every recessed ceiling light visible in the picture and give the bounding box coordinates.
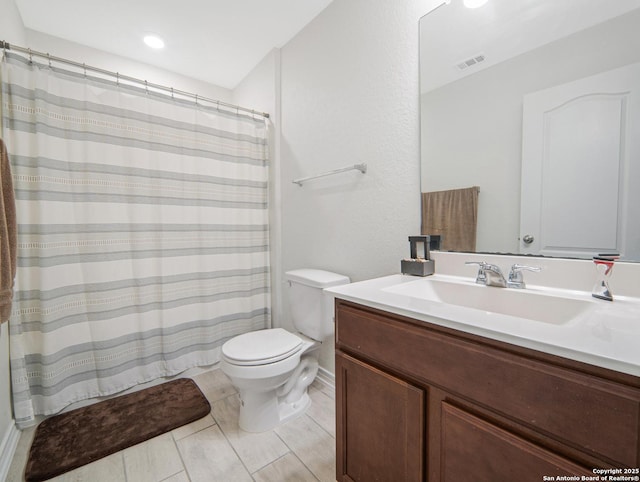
[464,0,489,8]
[143,35,165,49]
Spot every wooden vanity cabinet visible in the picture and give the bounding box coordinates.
[336,353,424,481]
[334,299,640,482]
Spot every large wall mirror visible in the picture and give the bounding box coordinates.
[420,0,640,261]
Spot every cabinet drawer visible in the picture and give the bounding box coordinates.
[336,300,640,466]
[441,402,592,481]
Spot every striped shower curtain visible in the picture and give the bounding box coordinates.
[1,52,270,428]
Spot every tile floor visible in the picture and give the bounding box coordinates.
[6,369,337,482]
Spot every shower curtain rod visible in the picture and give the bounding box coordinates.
[0,40,270,119]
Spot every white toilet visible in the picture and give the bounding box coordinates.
[220,269,350,432]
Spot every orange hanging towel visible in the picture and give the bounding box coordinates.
[421,186,480,252]
[0,138,17,323]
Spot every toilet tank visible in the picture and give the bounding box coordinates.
[285,269,350,341]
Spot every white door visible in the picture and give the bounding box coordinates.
[520,62,640,260]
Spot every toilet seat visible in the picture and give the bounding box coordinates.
[222,328,303,366]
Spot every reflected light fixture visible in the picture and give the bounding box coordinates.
[464,0,489,8]
[143,35,165,49]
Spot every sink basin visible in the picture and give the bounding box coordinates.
[382,276,596,325]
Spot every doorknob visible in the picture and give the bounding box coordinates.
[522,234,534,244]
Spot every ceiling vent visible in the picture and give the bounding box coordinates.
[456,53,486,71]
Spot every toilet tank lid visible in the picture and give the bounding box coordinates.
[285,269,350,288]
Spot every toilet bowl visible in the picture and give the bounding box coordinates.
[221,328,319,432]
[220,269,350,432]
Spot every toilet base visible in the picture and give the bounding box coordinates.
[278,391,311,425]
[237,388,312,433]
[237,355,319,432]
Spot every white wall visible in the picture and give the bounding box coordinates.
[0,0,26,473]
[278,0,432,373]
[0,0,26,46]
[24,30,233,102]
[0,326,14,477]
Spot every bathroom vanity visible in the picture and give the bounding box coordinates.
[329,255,640,481]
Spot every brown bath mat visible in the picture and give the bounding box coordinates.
[25,378,210,481]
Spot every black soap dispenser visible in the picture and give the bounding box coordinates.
[401,236,435,276]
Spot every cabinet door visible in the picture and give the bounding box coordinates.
[336,352,424,482]
[441,402,593,482]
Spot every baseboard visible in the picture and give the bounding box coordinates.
[315,366,335,391]
[0,421,20,481]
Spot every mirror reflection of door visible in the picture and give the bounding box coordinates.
[520,62,640,260]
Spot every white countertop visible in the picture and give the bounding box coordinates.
[326,273,640,377]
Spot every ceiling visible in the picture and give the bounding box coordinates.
[14,0,333,90]
[420,0,640,93]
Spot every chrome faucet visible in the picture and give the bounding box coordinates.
[465,261,507,287]
[466,262,541,288]
[507,264,542,289]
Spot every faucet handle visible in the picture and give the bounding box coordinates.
[508,264,541,289]
[465,261,487,267]
[465,261,488,285]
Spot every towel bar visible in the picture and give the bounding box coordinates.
[292,163,367,186]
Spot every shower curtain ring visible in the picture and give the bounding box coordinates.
[47,53,51,68]
[145,80,148,93]
[116,72,119,86]
[28,48,32,63]
[171,87,174,99]
[83,63,86,77]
